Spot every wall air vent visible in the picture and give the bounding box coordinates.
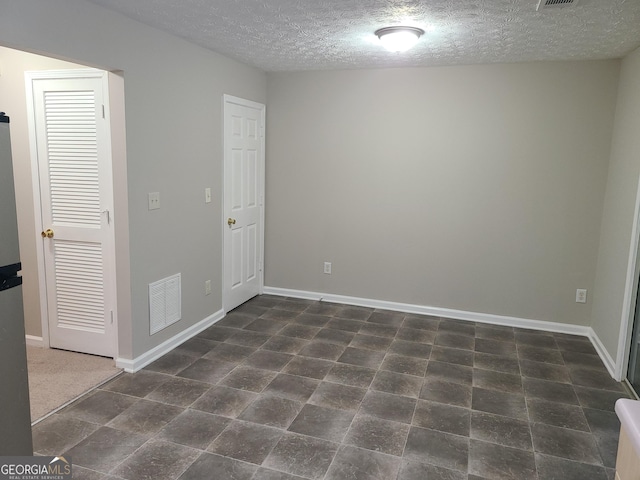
[537,0,579,10]
[149,273,181,335]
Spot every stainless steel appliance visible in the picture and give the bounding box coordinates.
[0,112,33,455]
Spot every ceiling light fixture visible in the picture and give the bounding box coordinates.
[375,26,425,53]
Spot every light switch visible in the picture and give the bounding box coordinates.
[148,192,160,210]
[205,188,212,204]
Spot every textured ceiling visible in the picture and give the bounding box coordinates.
[86,0,640,71]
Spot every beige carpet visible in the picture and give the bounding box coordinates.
[26,346,122,423]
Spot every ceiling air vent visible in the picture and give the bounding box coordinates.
[536,0,579,10]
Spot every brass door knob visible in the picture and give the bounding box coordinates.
[41,229,54,238]
[227,218,236,226]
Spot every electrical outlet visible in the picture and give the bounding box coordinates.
[576,289,587,303]
[205,280,211,295]
[324,262,332,274]
[148,192,160,210]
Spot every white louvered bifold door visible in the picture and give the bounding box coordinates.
[30,71,115,357]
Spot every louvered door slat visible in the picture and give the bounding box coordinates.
[54,241,105,333]
[44,90,101,228]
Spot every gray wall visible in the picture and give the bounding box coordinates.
[0,0,267,358]
[266,61,619,326]
[592,46,640,363]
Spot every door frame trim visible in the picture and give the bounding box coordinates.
[616,174,640,381]
[25,68,119,356]
[222,94,266,313]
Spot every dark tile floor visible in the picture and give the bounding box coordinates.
[32,295,633,479]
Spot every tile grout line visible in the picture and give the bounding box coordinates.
[517,340,540,478]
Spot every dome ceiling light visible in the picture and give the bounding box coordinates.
[375,26,425,53]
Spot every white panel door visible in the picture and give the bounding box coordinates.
[28,70,115,357]
[223,95,265,311]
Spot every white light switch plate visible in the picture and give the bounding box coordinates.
[205,188,212,203]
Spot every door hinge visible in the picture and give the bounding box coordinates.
[110,310,114,324]
[102,105,105,119]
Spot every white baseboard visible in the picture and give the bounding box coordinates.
[588,327,617,379]
[115,309,225,373]
[263,286,622,376]
[25,335,44,347]
[264,286,591,335]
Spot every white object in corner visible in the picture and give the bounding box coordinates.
[615,398,640,472]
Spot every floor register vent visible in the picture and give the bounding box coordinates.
[537,0,579,10]
[149,273,182,335]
